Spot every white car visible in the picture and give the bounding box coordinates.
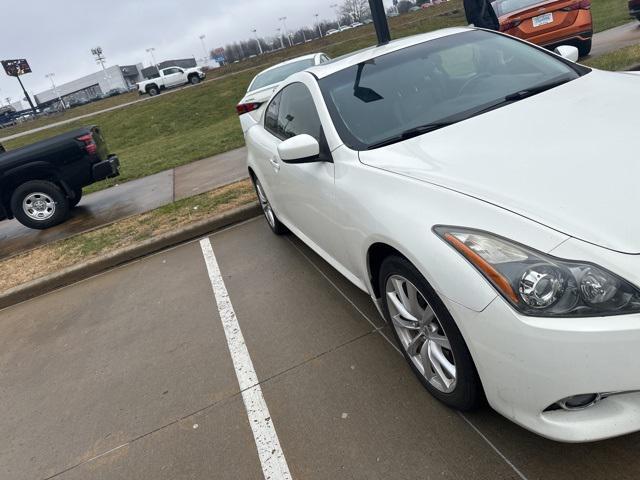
[236,53,330,132]
[245,27,640,442]
[325,29,340,36]
[137,66,206,96]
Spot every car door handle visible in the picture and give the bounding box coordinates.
[269,157,280,172]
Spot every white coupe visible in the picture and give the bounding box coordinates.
[244,27,640,442]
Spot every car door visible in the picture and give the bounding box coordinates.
[268,82,340,261]
[247,89,283,211]
[161,68,184,87]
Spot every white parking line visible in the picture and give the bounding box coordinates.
[200,237,292,480]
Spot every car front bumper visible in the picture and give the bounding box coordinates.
[444,295,640,442]
[92,155,120,181]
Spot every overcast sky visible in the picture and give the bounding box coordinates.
[0,0,393,107]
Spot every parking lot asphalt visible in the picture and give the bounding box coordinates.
[3,216,640,480]
[0,147,247,261]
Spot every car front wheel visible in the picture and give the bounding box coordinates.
[379,255,483,411]
[252,176,287,235]
[10,180,70,230]
[190,75,201,85]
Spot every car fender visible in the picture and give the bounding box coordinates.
[334,155,569,313]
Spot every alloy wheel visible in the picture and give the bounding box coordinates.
[386,275,457,393]
[255,181,276,228]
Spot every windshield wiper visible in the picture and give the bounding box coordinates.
[504,77,573,102]
[367,122,455,149]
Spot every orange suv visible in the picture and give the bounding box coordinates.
[492,0,593,57]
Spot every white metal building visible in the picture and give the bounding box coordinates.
[34,64,143,106]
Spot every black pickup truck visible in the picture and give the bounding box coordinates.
[0,126,119,229]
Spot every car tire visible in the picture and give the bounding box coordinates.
[578,39,592,57]
[189,75,201,85]
[10,180,70,230]
[379,255,483,411]
[252,176,287,235]
[147,86,159,96]
[69,187,83,208]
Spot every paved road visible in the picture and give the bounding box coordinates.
[0,147,247,260]
[3,216,640,480]
[590,21,640,58]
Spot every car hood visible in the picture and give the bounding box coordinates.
[358,70,640,254]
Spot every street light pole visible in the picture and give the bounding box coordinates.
[314,13,323,38]
[330,3,342,30]
[276,28,284,49]
[91,46,112,92]
[251,28,263,55]
[198,35,209,65]
[146,47,158,67]
[45,73,66,110]
[278,16,292,47]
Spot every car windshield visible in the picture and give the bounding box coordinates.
[248,58,315,91]
[319,30,585,150]
[491,0,544,16]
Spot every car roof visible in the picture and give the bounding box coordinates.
[306,27,471,79]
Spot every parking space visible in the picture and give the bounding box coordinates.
[3,216,640,480]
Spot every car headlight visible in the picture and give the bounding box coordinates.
[434,226,640,317]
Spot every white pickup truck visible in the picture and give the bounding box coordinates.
[137,66,206,96]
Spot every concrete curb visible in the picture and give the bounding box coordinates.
[0,202,261,310]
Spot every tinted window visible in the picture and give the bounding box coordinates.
[319,30,586,150]
[163,68,181,75]
[264,91,282,136]
[492,0,544,16]
[248,58,315,92]
[274,83,321,140]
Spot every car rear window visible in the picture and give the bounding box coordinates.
[492,0,547,16]
[248,58,315,92]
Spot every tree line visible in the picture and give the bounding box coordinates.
[214,0,371,64]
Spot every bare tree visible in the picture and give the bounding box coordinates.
[340,0,370,22]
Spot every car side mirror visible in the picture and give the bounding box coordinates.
[277,134,321,164]
[554,45,579,62]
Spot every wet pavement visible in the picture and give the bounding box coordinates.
[0,147,247,260]
[590,21,640,59]
[3,216,640,480]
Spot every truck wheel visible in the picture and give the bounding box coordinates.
[189,75,201,85]
[69,188,83,208]
[147,86,159,96]
[10,180,70,230]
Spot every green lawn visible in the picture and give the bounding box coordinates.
[3,0,636,194]
[584,43,640,70]
[592,0,634,32]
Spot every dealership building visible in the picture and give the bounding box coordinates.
[34,64,144,107]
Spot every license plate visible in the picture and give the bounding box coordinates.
[532,12,553,27]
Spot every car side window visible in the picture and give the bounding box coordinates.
[163,68,179,75]
[264,90,282,136]
[275,83,321,141]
